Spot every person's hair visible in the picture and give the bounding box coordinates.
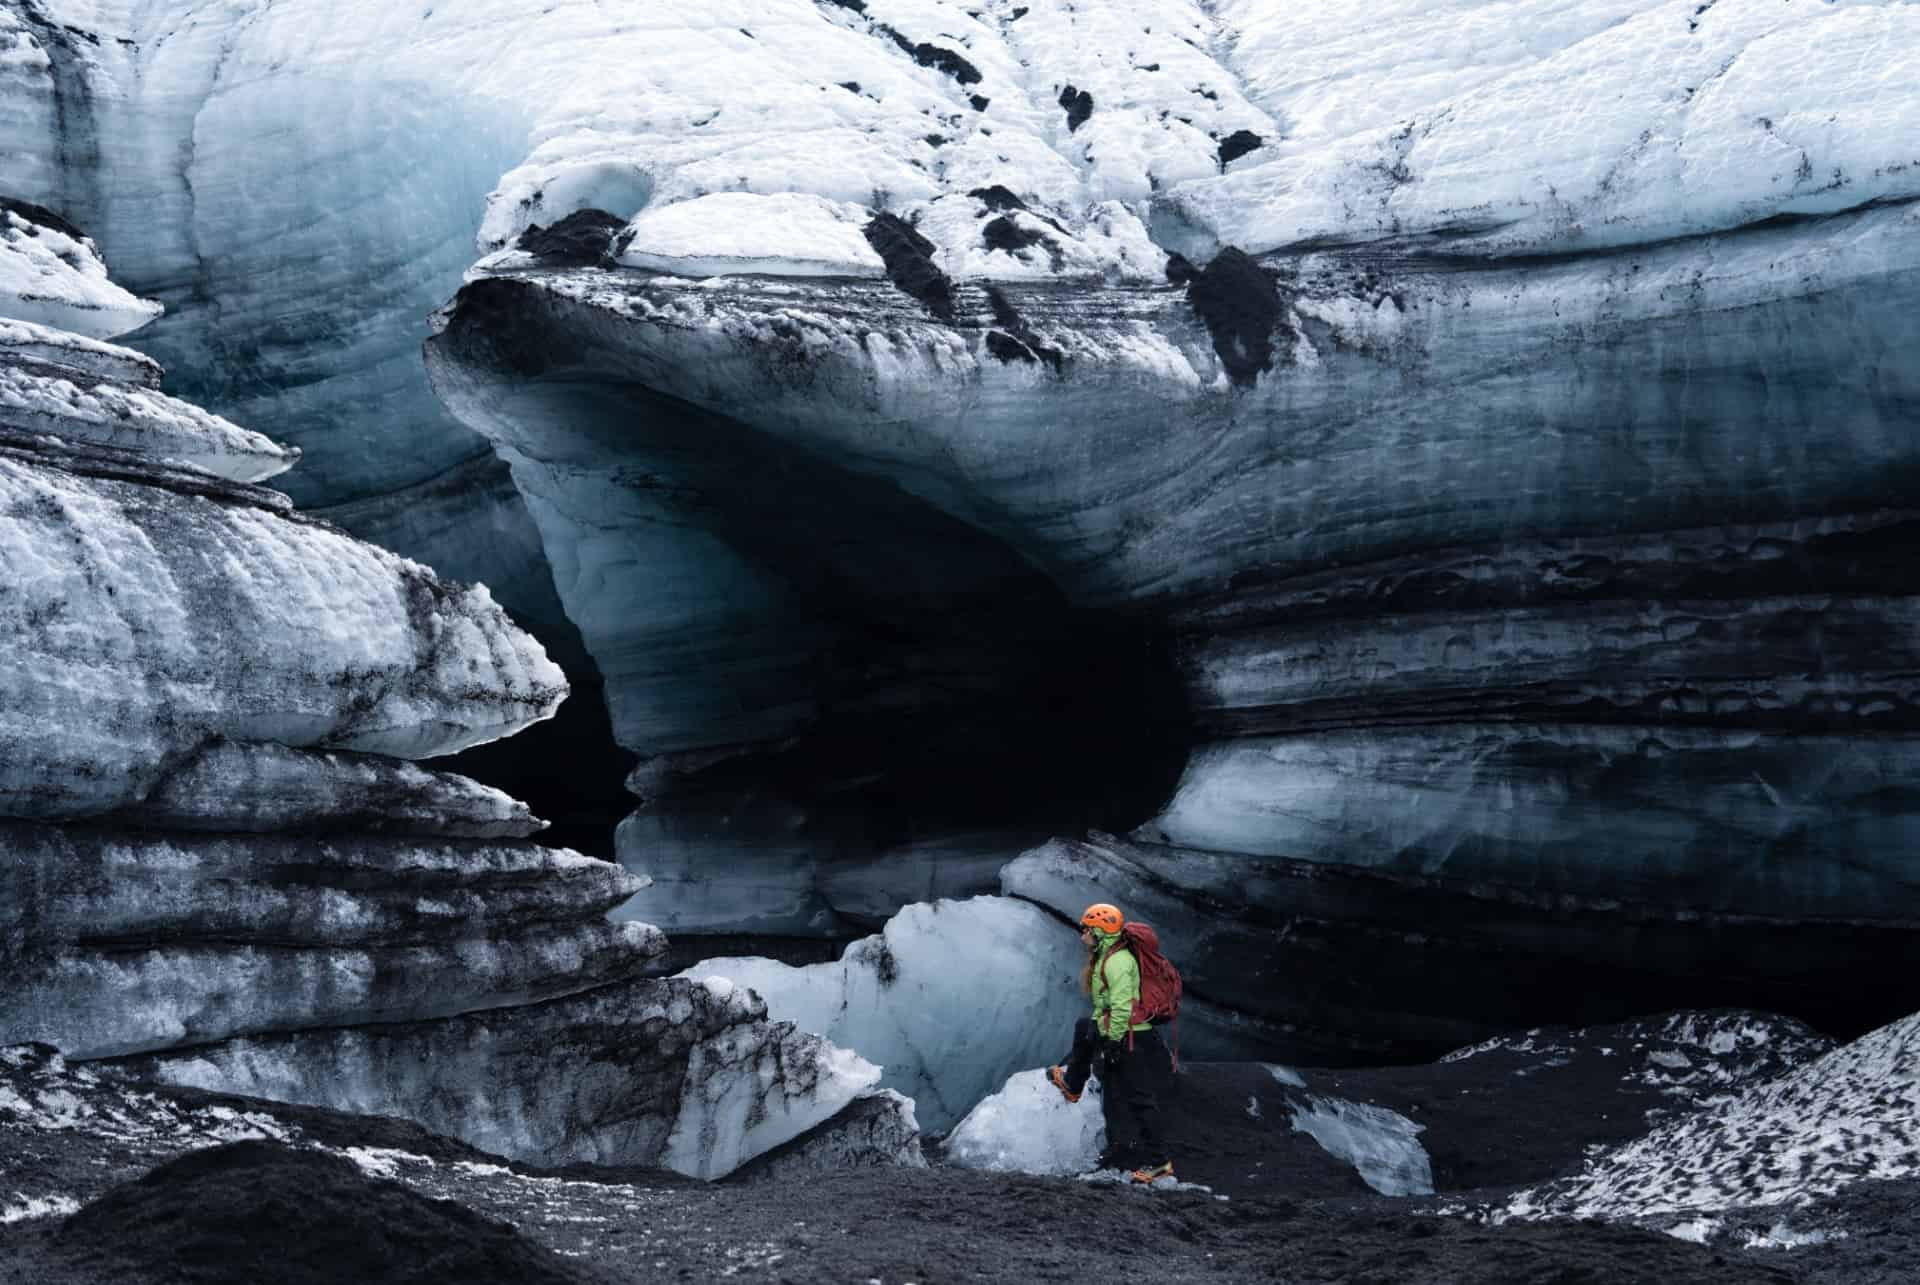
[1079,934,1099,994]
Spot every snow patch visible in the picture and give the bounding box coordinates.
[1,1193,80,1223]
[1664,1217,1721,1244]
[618,193,886,279]
[1507,1011,1920,1220]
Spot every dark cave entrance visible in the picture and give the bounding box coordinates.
[427,284,1196,926]
[441,647,636,860]
[593,378,1200,942]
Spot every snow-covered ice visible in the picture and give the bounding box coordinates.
[1160,0,1920,257]
[0,356,297,482]
[0,316,159,385]
[0,200,159,338]
[0,1193,80,1223]
[1506,1011,1920,1220]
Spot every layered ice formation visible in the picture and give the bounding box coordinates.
[5,0,1918,1064]
[417,2,1920,1057]
[122,977,886,1181]
[0,222,913,1178]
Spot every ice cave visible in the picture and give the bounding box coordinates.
[1,1,1917,1280]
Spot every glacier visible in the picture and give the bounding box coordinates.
[1,0,1917,1076]
[0,218,916,1179]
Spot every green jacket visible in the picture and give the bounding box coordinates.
[1090,928,1152,1041]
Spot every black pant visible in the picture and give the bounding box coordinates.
[1061,1017,1174,1167]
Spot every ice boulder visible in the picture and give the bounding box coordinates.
[944,1068,1105,1177]
[679,897,1086,1132]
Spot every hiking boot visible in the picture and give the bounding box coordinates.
[1046,1066,1081,1104]
[1129,1160,1174,1186]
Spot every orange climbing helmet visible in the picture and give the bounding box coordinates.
[1078,902,1124,935]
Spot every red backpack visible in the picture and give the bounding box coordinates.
[1106,921,1184,1069]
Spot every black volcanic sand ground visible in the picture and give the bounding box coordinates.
[1,1139,1817,1285]
[2,1013,1910,1283]
[1101,1011,1830,1200]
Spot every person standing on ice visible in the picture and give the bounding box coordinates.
[1047,902,1177,1184]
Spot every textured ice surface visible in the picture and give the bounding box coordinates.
[678,897,1085,1132]
[1151,728,1920,918]
[0,825,641,954]
[121,740,547,838]
[1288,1096,1433,1197]
[0,201,159,338]
[1163,0,1920,256]
[0,316,158,384]
[731,1090,927,1181]
[439,200,1920,615]
[0,0,1267,553]
[0,444,565,819]
[5,920,663,1060]
[617,812,1020,937]
[1506,1011,1920,1221]
[127,977,884,1181]
[944,1067,1105,1176]
[666,983,887,1180]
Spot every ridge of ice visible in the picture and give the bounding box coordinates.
[0,452,567,819]
[0,206,161,339]
[0,360,297,483]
